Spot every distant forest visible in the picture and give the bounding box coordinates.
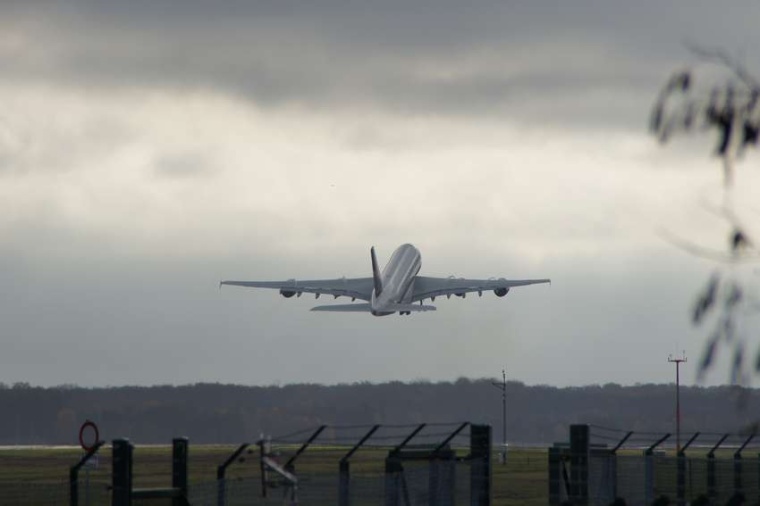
[1,380,759,445]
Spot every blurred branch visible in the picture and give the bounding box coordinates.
[650,46,760,187]
[686,43,760,89]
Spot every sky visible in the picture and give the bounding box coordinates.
[1,1,759,388]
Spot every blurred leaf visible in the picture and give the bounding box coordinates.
[742,121,759,147]
[723,317,734,342]
[731,230,748,252]
[725,284,743,309]
[715,111,734,156]
[705,89,720,124]
[693,274,720,324]
[677,71,691,92]
[699,335,720,376]
[683,103,696,130]
[731,344,744,385]
[650,103,664,134]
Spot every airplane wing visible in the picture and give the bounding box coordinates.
[411,276,550,302]
[220,277,375,301]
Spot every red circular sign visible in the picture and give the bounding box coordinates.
[79,420,99,452]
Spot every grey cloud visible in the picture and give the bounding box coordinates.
[0,0,756,390]
[0,119,23,173]
[5,1,758,127]
[154,152,214,179]
[0,110,137,176]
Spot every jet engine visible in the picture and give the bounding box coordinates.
[494,287,509,297]
[280,289,297,298]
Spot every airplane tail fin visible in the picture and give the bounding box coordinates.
[311,303,372,312]
[370,246,383,296]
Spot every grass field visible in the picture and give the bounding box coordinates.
[2,444,754,505]
[0,444,548,505]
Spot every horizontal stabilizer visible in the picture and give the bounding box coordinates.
[311,303,373,312]
[388,304,436,312]
[310,303,436,313]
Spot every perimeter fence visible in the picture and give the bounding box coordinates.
[5,421,489,506]
[206,421,488,506]
[550,423,760,506]
[14,421,760,505]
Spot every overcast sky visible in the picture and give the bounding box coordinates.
[1,1,759,388]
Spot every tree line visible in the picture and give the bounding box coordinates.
[0,379,758,445]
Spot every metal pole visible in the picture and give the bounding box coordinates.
[171,438,188,506]
[676,362,680,452]
[470,425,491,506]
[340,424,381,506]
[70,440,104,506]
[668,352,687,453]
[491,368,507,464]
[502,369,506,456]
[217,443,250,506]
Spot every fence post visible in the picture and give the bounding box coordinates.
[257,440,268,499]
[69,466,79,506]
[644,433,670,506]
[734,434,755,498]
[676,454,686,505]
[339,460,350,506]
[172,437,188,506]
[548,447,562,505]
[384,457,402,506]
[112,438,133,506]
[735,453,742,497]
[217,443,250,506]
[607,453,617,501]
[338,424,380,506]
[677,432,700,505]
[645,453,654,505]
[69,441,105,506]
[470,424,491,506]
[707,434,728,500]
[707,453,716,499]
[569,424,590,505]
[609,430,633,502]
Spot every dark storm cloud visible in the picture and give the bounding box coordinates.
[6,1,759,126]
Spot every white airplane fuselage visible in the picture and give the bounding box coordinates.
[370,243,421,316]
[221,242,550,315]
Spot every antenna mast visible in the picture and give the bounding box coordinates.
[491,368,507,464]
[668,352,687,452]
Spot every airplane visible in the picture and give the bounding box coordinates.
[220,243,550,316]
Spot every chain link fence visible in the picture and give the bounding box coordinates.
[0,422,488,505]
[8,425,760,506]
[550,424,760,506]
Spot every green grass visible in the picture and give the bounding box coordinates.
[8,445,747,506]
[493,449,548,506]
[0,444,550,505]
